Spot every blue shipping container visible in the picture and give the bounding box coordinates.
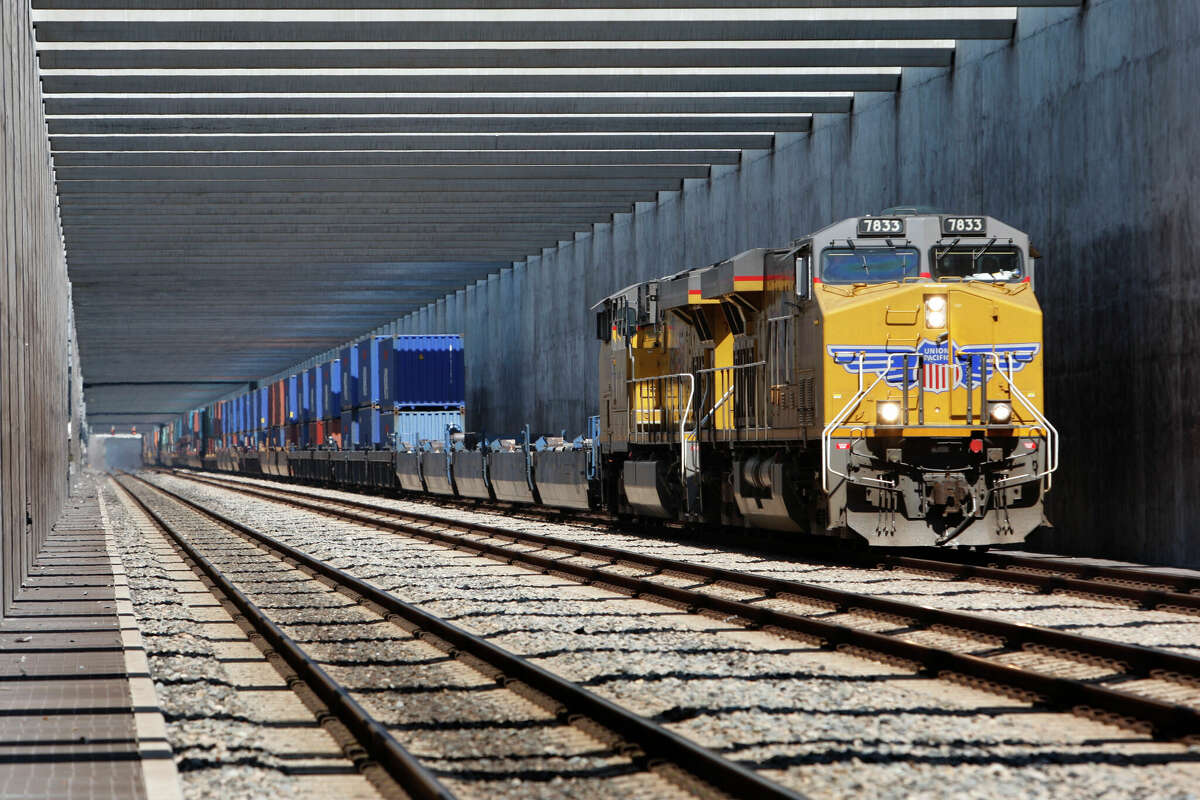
[340,408,361,448]
[339,347,359,412]
[258,387,269,430]
[313,366,325,421]
[287,374,299,424]
[390,410,464,449]
[356,339,374,408]
[392,334,465,409]
[301,368,313,424]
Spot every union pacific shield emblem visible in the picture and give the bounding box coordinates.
[827,341,1039,395]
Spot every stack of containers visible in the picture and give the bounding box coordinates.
[339,346,360,447]
[301,368,314,447]
[257,385,269,447]
[356,336,387,447]
[322,357,342,447]
[389,334,466,449]
[286,373,300,446]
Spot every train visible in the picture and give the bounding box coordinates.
[146,209,1055,549]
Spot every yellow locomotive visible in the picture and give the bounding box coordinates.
[595,209,1055,547]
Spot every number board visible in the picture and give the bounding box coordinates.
[856,217,905,237]
[941,216,987,236]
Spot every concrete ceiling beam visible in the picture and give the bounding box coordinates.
[38,44,952,70]
[50,132,776,151]
[53,187,669,199]
[39,72,898,94]
[30,1,1081,9]
[53,164,710,180]
[49,149,743,167]
[31,14,1017,43]
[47,115,813,135]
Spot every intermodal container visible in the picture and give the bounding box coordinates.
[339,347,359,412]
[356,339,375,408]
[390,409,464,449]
[287,374,300,426]
[392,334,465,409]
[320,360,340,420]
[302,368,314,424]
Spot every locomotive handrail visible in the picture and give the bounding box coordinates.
[821,351,906,491]
[626,372,696,503]
[985,352,1059,490]
[694,360,768,438]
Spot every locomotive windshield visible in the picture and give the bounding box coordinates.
[931,245,1024,281]
[821,247,920,284]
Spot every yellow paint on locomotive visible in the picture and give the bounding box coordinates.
[817,280,1046,438]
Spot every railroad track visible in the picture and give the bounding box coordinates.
[111,476,451,800]
[118,472,807,800]
[159,468,1200,743]
[170,468,1200,615]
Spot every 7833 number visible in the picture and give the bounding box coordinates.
[857,217,905,237]
[941,216,987,235]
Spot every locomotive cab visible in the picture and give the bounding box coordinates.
[815,212,1055,546]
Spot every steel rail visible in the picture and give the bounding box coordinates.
[112,475,456,800]
[126,472,808,800]
[164,467,1200,613]
[892,550,1200,598]
[165,469,1200,742]
[871,553,1200,614]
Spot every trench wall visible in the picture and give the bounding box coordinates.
[1,2,82,614]
[396,0,1200,566]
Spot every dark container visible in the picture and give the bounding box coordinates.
[392,334,465,409]
[287,374,300,426]
[356,338,375,408]
[301,368,314,424]
[339,347,359,412]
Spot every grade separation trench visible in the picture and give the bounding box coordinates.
[118,472,808,800]
[161,468,1200,743]
[174,468,1200,615]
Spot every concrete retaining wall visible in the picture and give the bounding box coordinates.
[405,0,1198,566]
[1,2,82,614]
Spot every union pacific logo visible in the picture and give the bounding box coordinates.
[827,341,1039,394]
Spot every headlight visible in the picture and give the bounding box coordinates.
[988,402,1013,424]
[925,295,947,329]
[877,401,901,425]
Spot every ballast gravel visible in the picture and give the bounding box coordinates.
[98,480,303,800]
[124,477,681,800]
[208,472,1200,659]
[150,472,1200,800]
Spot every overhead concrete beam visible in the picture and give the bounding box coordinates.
[53,186,669,200]
[39,71,900,94]
[37,43,954,70]
[49,149,743,167]
[30,13,1018,42]
[65,231,590,244]
[53,164,711,180]
[50,132,776,151]
[44,95,850,118]
[29,1,1080,8]
[67,252,543,262]
[59,215,609,227]
[47,115,813,135]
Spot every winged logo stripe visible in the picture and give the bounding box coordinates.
[827,342,1038,394]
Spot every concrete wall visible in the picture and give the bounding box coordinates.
[397,0,1199,566]
[1,2,81,614]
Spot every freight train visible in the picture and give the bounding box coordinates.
[147,209,1055,548]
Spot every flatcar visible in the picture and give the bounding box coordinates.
[149,209,1054,549]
